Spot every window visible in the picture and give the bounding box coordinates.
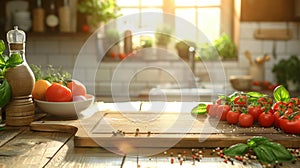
[116,0,231,42]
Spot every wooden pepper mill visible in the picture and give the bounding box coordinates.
[4,26,35,126]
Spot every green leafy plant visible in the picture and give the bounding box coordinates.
[0,40,23,108]
[272,55,300,90]
[77,0,121,28]
[155,24,173,47]
[29,64,71,86]
[223,136,295,164]
[105,28,120,45]
[198,33,237,61]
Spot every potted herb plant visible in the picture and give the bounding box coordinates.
[155,24,173,48]
[272,55,300,91]
[104,28,121,59]
[77,0,121,30]
[198,33,237,61]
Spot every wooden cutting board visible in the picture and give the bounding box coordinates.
[30,102,300,149]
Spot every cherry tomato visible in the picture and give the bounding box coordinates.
[216,105,231,121]
[110,52,116,58]
[207,104,219,117]
[226,110,241,124]
[258,97,273,107]
[215,99,222,105]
[119,53,126,60]
[67,80,86,97]
[273,110,284,128]
[258,111,275,127]
[272,101,287,112]
[279,117,300,134]
[284,108,294,116]
[82,25,90,33]
[45,83,72,102]
[234,95,247,106]
[248,105,263,121]
[291,97,300,106]
[238,113,254,127]
[252,80,260,86]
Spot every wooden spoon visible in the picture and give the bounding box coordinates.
[244,50,253,65]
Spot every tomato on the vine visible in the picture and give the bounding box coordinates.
[207,104,219,117]
[258,110,275,127]
[216,105,231,121]
[272,101,287,112]
[45,83,72,102]
[279,116,300,134]
[226,110,241,124]
[238,113,254,127]
[234,95,247,106]
[258,96,273,107]
[273,110,284,128]
[248,105,263,121]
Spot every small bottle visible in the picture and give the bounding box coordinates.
[46,1,59,32]
[5,26,35,126]
[58,0,71,32]
[33,0,45,32]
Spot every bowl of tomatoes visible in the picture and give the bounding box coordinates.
[35,94,95,118]
[33,79,95,118]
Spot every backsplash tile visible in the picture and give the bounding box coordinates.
[26,21,300,97]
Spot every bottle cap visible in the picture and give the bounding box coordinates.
[7,26,26,44]
[7,26,26,50]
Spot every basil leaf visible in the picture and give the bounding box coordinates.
[0,79,11,107]
[247,92,266,98]
[253,145,276,164]
[263,142,295,162]
[223,143,249,157]
[0,40,5,55]
[191,103,207,114]
[0,55,5,67]
[6,54,23,68]
[273,85,290,102]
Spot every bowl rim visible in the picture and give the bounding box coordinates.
[34,94,94,104]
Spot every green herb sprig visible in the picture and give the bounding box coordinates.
[223,136,295,164]
[29,64,72,86]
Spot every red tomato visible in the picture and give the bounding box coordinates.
[272,101,287,112]
[110,52,116,58]
[82,25,90,33]
[252,80,260,86]
[238,113,254,127]
[248,105,263,121]
[258,97,273,107]
[119,53,126,60]
[258,111,275,127]
[291,98,300,106]
[234,95,247,106]
[45,83,72,102]
[67,80,87,97]
[273,111,284,128]
[215,99,222,105]
[207,104,219,117]
[284,108,294,116]
[216,105,231,121]
[279,117,300,134]
[226,110,241,124]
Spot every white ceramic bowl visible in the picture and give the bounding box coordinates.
[35,94,95,118]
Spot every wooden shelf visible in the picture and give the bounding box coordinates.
[27,32,91,40]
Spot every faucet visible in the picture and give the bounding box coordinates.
[189,46,196,76]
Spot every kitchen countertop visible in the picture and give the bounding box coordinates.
[1,101,300,167]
